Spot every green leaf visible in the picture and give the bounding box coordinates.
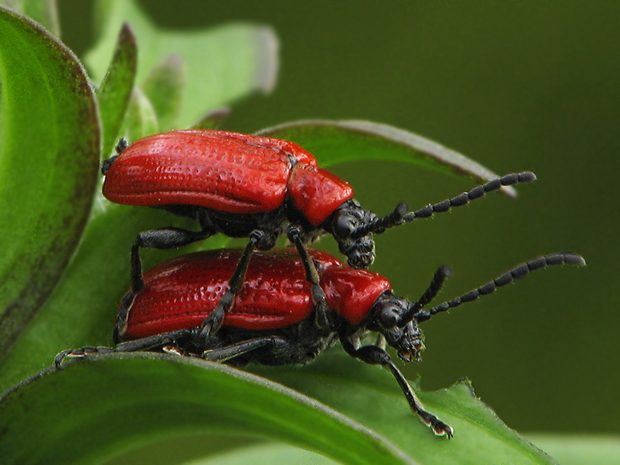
[183,443,338,465]
[527,435,620,465]
[0,6,99,357]
[121,87,160,142]
[258,120,518,198]
[86,0,278,128]
[0,351,556,465]
[191,107,231,130]
[142,54,186,132]
[1,0,60,37]
[97,22,138,159]
[0,354,413,465]
[254,351,556,465]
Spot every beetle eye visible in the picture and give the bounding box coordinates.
[334,214,357,238]
[376,302,399,329]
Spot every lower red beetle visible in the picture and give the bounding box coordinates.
[56,246,585,437]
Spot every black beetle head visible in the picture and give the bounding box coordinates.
[369,292,425,362]
[329,200,410,269]
[329,200,377,269]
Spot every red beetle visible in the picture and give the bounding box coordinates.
[101,129,536,337]
[56,247,585,437]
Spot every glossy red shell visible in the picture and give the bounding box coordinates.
[121,249,342,339]
[288,164,354,225]
[120,248,391,339]
[103,130,318,214]
[322,267,391,325]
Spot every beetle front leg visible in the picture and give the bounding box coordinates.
[340,335,454,438]
[131,227,215,292]
[287,226,331,332]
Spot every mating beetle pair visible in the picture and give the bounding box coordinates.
[57,129,584,437]
[101,129,536,338]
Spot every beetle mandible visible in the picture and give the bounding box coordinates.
[56,246,585,437]
[102,129,536,338]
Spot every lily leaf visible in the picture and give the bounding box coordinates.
[0,354,413,465]
[0,6,99,358]
[0,351,556,465]
[142,53,186,132]
[97,22,138,159]
[0,0,60,37]
[258,120,518,198]
[86,0,278,129]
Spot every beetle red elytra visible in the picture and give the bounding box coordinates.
[101,129,537,339]
[56,247,585,437]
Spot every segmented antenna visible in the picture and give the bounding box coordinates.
[351,172,537,239]
[398,265,451,327]
[414,252,586,323]
[101,138,129,175]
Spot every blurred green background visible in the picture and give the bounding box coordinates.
[59,1,618,436]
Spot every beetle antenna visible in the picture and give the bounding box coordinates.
[414,252,586,323]
[351,172,536,239]
[398,265,451,327]
[101,138,129,175]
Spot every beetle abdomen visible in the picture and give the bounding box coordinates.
[103,130,317,214]
[122,249,342,338]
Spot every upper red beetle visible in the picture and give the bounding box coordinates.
[101,129,536,336]
[56,246,585,438]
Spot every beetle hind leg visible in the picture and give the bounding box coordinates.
[202,336,288,363]
[55,346,115,368]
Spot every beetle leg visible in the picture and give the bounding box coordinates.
[131,227,215,292]
[286,226,331,332]
[55,346,115,368]
[115,328,195,353]
[56,329,199,368]
[202,336,288,363]
[198,230,265,338]
[340,335,454,438]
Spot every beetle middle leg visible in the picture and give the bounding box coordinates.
[340,335,454,438]
[287,226,331,332]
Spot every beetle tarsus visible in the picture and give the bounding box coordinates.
[54,346,115,369]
